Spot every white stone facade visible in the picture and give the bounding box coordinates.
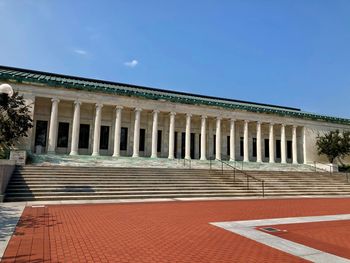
[2,72,350,165]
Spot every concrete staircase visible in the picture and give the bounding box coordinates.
[4,166,350,202]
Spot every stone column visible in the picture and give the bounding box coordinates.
[256,121,262,163]
[151,110,160,158]
[185,113,192,159]
[168,112,176,159]
[132,108,142,158]
[47,98,60,154]
[292,125,298,164]
[243,120,249,162]
[269,123,275,163]
[200,115,207,161]
[112,106,123,157]
[215,117,222,160]
[70,100,81,155]
[302,126,307,164]
[92,103,103,156]
[281,124,287,164]
[229,119,235,162]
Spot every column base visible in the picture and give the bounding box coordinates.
[185,156,191,160]
[200,157,207,161]
[132,154,139,158]
[47,150,55,155]
[151,154,158,158]
[293,161,298,165]
[269,161,275,164]
[168,156,174,160]
[112,154,120,158]
[69,151,78,156]
[91,152,100,157]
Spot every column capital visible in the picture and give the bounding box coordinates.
[95,103,103,109]
[51,98,60,103]
[244,120,250,124]
[281,123,286,128]
[186,113,192,118]
[230,118,236,123]
[269,123,275,127]
[256,120,262,125]
[216,116,222,121]
[169,111,176,116]
[134,107,142,112]
[73,100,82,106]
[153,109,160,114]
[292,124,298,129]
[115,105,124,110]
[201,115,207,119]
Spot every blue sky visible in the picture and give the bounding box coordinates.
[1,0,349,118]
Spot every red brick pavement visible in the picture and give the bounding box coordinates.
[266,220,350,259]
[2,198,350,263]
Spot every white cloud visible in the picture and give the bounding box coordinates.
[74,49,87,55]
[124,59,138,68]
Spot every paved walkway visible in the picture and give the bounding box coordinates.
[1,198,350,262]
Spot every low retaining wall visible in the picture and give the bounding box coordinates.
[0,160,16,202]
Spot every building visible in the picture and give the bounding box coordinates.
[1,65,349,167]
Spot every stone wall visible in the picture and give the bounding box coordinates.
[0,160,15,202]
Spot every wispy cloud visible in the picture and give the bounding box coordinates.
[74,49,88,55]
[124,59,138,68]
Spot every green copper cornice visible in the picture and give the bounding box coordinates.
[0,65,349,125]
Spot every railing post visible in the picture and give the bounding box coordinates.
[262,181,265,197]
[221,161,223,175]
[247,175,249,190]
[314,161,317,172]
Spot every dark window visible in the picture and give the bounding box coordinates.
[240,137,244,157]
[191,133,195,159]
[181,132,185,158]
[213,135,216,155]
[174,132,178,158]
[287,140,292,159]
[157,130,162,152]
[35,120,48,147]
[276,140,281,159]
[252,138,257,157]
[199,134,201,156]
[264,139,269,158]
[139,129,145,151]
[79,124,90,149]
[120,127,128,151]
[227,136,230,156]
[100,126,109,150]
[57,122,69,148]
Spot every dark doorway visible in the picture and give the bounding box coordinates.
[174,132,178,158]
[287,140,292,159]
[181,132,185,158]
[35,120,48,147]
[57,122,69,148]
[139,128,145,151]
[79,124,90,149]
[190,133,195,159]
[264,139,269,158]
[100,126,110,150]
[276,140,281,159]
[120,127,128,151]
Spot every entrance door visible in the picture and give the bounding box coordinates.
[190,133,195,159]
[34,120,48,153]
[181,132,185,158]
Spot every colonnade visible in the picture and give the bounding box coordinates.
[45,98,305,164]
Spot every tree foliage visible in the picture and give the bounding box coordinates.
[0,92,33,157]
[316,130,350,163]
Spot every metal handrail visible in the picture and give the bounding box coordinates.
[311,161,334,175]
[209,157,265,197]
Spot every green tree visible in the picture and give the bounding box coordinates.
[0,92,33,158]
[316,130,350,163]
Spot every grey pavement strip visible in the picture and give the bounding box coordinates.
[0,203,26,260]
[211,214,350,263]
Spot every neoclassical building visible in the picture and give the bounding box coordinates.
[1,65,349,165]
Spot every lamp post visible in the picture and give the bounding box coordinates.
[0,84,14,106]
